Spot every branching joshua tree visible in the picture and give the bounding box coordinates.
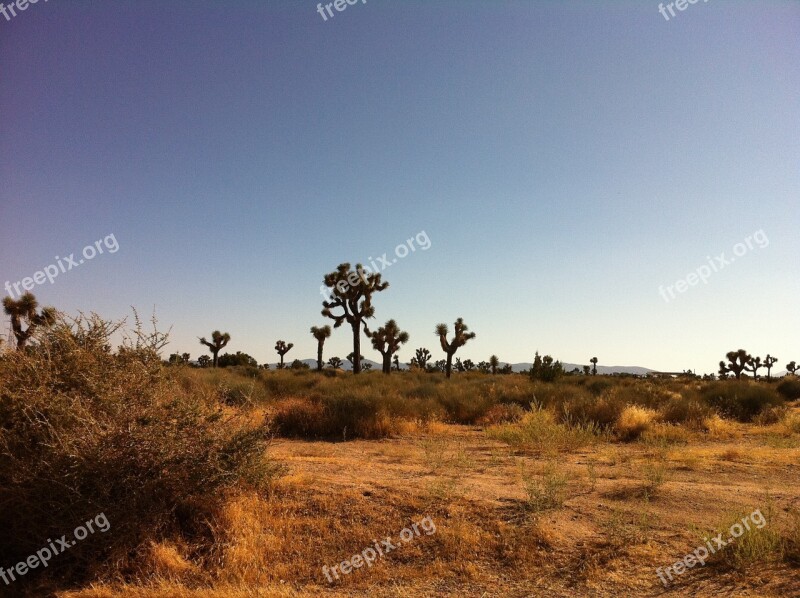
[310,325,332,371]
[590,357,598,376]
[2,293,56,350]
[414,347,432,371]
[744,355,763,380]
[583,365,591,376]
[463,359,475,372]
[199,330,230,368]
[718,361,729,379]
[489,355,499,375]
[197,354,211,368]
[764,354,778,381]
[787,361,798,376]
[328,356,343,370]
[321,263,388,374]
[721,349,750,380]
[435,318,476,378]
[275,340,294,369]
[366,319,410,375]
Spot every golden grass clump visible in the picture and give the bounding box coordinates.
[614,405,657,441]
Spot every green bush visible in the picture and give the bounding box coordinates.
[777,378,800,401]
[700,382,784,422]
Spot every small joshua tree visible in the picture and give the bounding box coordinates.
[583,365,591,376]
[718,361,729,379]
[489,355,499,375]
[199,330,230,368]
[2,292,56,350]
[787,361,798,376]
[275,340,294,369]
[346,352,365,368]
[328,356,343,370]
[198,354,211,368]
[721,349,750,380]
[310,325,332,371]
[463,359,475,372]
[366,319,409,374]
[414,347,432,371]
[590,357,598,376]
[764,354,778,381]
[393,355,400,371]
[744,355,763,380]
[435,318,476,379]
[321,263,388,374]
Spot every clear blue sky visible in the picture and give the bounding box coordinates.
[1,0,798,373]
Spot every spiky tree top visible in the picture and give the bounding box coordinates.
[436,318,476,356]
[310,325,332,343]
[321,263,388,330]
[722,349,750,380]
[368,320,409,356]
[275,340,294,356]
[786,361,798,375]
[3,292,56,349]
[200,330,230,351]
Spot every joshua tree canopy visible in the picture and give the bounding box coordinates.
[367,319,409,374]
[720,349,750,380]
[2,293,56,349]
[787,361,798,376]
[310,325,332,371]
[327,356,343,369]
[199,330,230,368]
[435,318,476,378]
[744,355,763,380]
[590,357,598,376]
[321,263,389,374]
[275,340,294,369]
[489,355,500,375]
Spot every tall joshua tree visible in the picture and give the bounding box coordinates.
[489,355,499,375]
[2,292,56,349]
[787,361,798,376]
[435,318,476,379]
[310,325,332,371]
[720,349,750,380]
[744,355,763,380]
[414,347,432,371]
[199,330,230,368]
[321,263,388,374]
[590,357,598,376]
[764,354,778,381]
[275,340,294,369]
[367,319,409,374]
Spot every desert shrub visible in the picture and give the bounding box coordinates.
[614,405,657,441]
[260,369,322,398]
[271,398,327,437]
[777,378,800,401]
[476,403,525,426]
[661,395,712,427]
[0,314,277,592]
[700,382,784,422]
[435,384,494,424]
[752,405,789,426]
[487,408,600,453]
[558,389,624,429]
[702,414,739,439]
[522,462,568,512]
[585,377,614,397]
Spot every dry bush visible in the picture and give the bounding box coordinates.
[776,377,800,401]
[703,414,739,439]
[0,314,278,593]
[660,394,712,427]
[700,381,784,422]
[476,403,525,426]
[487,407,600,453]
[614,405,657,441]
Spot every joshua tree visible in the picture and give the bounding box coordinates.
[721,349,750,380]
[275,340,294,369]
[310,325,332,371]
[199,330,230,368]
[393,355,400,371]
[198,355,211,368]
[764,354,778,381]
[435,318,476,378]
[463,359,475,372]
[433,359,447,373]
[744,355,763,380]
[590,357,598,376]
[321,263,388,374]
[362,362,373,371]
[477,361,490,373]
[489,355,500,375]
[181,352,190,364]
[414,347,432,371]
[717,361,729,379]
[2,293,56,350]
[787,361,798,376]
[366,319,409,374]
[583,365,591,376]
[327,356,343,370]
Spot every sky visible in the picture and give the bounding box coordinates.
[1,0,798,373]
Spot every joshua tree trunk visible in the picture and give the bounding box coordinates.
[351,322,362,374]
[212,350,219,368]
[317,342,324,371]
[382,352,392,374]
[445,352,454,378]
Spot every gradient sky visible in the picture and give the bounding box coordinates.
[1,0,798,373]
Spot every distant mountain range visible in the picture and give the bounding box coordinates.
[264,359,654,376]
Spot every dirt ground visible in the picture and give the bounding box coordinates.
[64,414,800,598]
